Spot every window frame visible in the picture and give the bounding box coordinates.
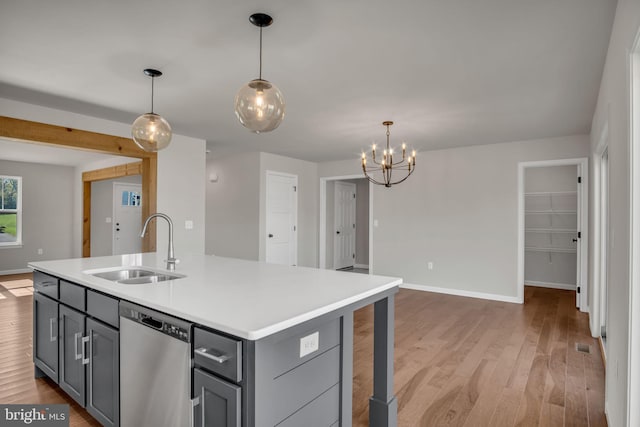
[0,175,22,247]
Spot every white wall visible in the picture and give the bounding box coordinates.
[588,0,640,424]
[0,98,207,258]
[259,152,318,267]
[325,181,335,268]
[0,160,74,273]
[205,152,260,260]
[319,135,590,300]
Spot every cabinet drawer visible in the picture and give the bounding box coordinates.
[60,280,86,311]
[194,327,242,383]
[87,290,119,328]
[33,271,59,300]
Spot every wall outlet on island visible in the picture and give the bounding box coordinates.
[37,248,43,255]
[427,261,434,270]
[300,331,319,358]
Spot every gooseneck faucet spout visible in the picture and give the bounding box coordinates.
[140,213,177,271]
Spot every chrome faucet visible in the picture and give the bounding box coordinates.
[140,213,177,271]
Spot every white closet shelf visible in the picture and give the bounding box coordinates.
[524,210,577,214]
[525,228,577,233]
[524,191,577,196]
[525,247,577,254]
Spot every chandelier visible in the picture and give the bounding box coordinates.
[361,121,416,187]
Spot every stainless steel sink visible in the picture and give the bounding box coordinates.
[89,268,184,285]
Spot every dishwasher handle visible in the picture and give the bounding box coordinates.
[140,315,164,330]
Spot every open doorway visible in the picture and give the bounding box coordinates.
[90,176,142,256]
[320,176,372,273]
[517,158,588,308]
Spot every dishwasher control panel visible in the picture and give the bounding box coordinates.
[120,301,192,343]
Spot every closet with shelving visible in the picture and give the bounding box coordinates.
[524,166,578,289]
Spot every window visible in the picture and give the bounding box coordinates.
[0,175,22,246]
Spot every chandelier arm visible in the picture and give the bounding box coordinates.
[386,168,415,186]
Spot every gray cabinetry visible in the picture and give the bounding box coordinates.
[86,318,119,427]
[194,368,241,427]
[33,292,59,382]
[59,305,86,406]
[32,271,119,427]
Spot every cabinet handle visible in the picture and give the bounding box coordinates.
[49,318,57,342]
[74,332,83,360]
[194,347,229,364]
[201,387,206,426]
[81,335,90,365]
[190,396,200,427]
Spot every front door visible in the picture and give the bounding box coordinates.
[334,181,356,270]
[265,171,297,266]
[112,183,142,255]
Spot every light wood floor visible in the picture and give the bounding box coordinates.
[352,287,606,426]
[0,274,605,426]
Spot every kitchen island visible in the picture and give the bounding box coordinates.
[29,253,401,427]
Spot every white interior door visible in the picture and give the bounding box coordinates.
[333,181,356,270]
[575,166,582,309]
[113,183,142,255]
[265,171,297,266]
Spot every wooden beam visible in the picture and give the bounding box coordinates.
[0,116,153,159]
[0,116,158,257]
[82,162,143,182]
[82,181,91,257]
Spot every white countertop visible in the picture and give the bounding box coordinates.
[29,253,401,340]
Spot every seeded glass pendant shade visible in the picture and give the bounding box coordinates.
[234,13,285,134]
[132,69,172,152]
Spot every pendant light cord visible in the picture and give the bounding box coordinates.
[259,26,263,80]
[150,76,155,114]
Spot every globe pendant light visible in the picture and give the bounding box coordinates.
[234,13,285,134]
[132,68,172,152]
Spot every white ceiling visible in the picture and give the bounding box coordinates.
[0,0,616,163]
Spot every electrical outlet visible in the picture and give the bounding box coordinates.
[300,331,319,358]
[37,248,43,255]
[427,262,434,270]
[373,219,379,227]
[105,217,112,223]
[185,220,194,230]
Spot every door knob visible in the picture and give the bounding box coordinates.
[336,231,340,234]
[572,239,578,242]
[116,228,120,231]
[268,234,274,238]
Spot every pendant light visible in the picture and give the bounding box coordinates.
[362,121,416,188]
[131,68,172,152]
[234,13,285,134]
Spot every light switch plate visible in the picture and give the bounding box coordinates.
[300,331,319,358]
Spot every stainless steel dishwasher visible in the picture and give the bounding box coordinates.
[119,301,193,427]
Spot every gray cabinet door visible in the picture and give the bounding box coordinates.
[194,368,241,427]
[33,293,58,383]
[86,318,119,427]
[59,305,86,406]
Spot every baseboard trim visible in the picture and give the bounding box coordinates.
[400,283,522,304]
[598,337,607,370]
[354,264,369,270]
[0,268,32,276]
[525,281,576,291]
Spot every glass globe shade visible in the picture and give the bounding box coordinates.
[131,113,172,152]
[234,79,285,133]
